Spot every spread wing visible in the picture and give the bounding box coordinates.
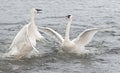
[9,25,28,49]
[38,27,64,44]
[72,28,102,46]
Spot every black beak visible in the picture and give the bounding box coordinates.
[36,9,42,11]
[66,15,71,18]
[35,9,42,13]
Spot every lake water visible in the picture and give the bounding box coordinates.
[0,0,120,73]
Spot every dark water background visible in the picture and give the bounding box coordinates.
[0,0,120,73]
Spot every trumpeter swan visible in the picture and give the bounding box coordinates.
[5,8,44,59]
[39,15,108,55]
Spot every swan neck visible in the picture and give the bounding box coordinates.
[65,19,72,41]
[30,11,35,24]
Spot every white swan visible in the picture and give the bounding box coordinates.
[5,8,44,59]
[39,15,108,55]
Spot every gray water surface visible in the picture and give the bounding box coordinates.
[0,0,120,73]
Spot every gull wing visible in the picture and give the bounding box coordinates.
[38,27,64,44]
[72,28,101,46]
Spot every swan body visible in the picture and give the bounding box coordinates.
[5,8,43,58]
[39,15,107,55]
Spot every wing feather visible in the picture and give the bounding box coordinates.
[72,28,102,46]
[38,27,64,44]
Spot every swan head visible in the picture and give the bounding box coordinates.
[66,15,72,21]
[31,8,42,14]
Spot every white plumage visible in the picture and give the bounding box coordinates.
[39,15,108,55]
[5,8,44,59]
